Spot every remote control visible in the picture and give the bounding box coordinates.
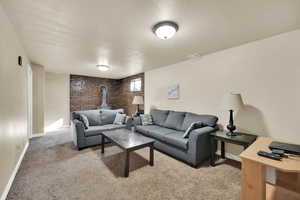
[272,149,285,157]
[257,151,282,161]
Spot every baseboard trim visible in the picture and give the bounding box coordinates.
[29,132,44,138]
[0,141,29,200]
[215,150,241,162]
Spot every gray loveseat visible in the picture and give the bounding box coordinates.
[135,109,219,167]
[71,109,132,150]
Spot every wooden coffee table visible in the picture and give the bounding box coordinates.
[101,129,155,177]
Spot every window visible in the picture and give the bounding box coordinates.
[130,78,142,92]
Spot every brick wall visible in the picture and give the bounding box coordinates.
[70,73,144,116]
[118,73,144,116]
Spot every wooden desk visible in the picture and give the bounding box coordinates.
[240,137,300,200]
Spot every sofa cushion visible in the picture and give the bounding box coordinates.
[181,113,218,130]
[135,125,174,141]
[135,125,156,135]
[84,124,126,137]
[163,111,186,130]
[163,131,188,150]
[150,109,169,126]
[100,110,122,125]
[74,109,102,126]
[99,108,124,114]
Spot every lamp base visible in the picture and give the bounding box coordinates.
[226,131,237,137]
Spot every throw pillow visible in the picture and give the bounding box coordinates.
[80,114,89,129]
[182,122,204,138]
[194,121,205,129]
[140,114,153,126]
[113,113,126,125]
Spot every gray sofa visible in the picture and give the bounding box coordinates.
[71,109,133,150]
[135,109,219,167]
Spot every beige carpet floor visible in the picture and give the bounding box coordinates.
[7,129,241,200]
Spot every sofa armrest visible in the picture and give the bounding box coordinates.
[71,119,86,150]
[125,116,134,129]
[187,126,218,166]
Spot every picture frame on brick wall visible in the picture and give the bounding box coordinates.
[168,84,179,99]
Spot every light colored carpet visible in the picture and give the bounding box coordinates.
[7,128,241,200]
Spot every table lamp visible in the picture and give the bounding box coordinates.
[221,93,244,136]
[132,96,144,116]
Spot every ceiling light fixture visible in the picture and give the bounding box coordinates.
[152,21,179,40]
[96,64,110,72]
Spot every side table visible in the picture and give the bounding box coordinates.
[210,131,257,166]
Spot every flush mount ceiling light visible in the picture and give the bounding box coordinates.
[96,64,110,72]
[152,21,179,40]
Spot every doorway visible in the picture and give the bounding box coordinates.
[26,64,33,138]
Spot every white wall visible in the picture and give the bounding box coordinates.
[0,4,29,198]
[45,72,70,132]
[145,29,300,155]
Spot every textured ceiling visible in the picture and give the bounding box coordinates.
[1,0,300,79]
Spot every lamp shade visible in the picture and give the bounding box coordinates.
[221,93,244,111]
[132,96,144,105]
